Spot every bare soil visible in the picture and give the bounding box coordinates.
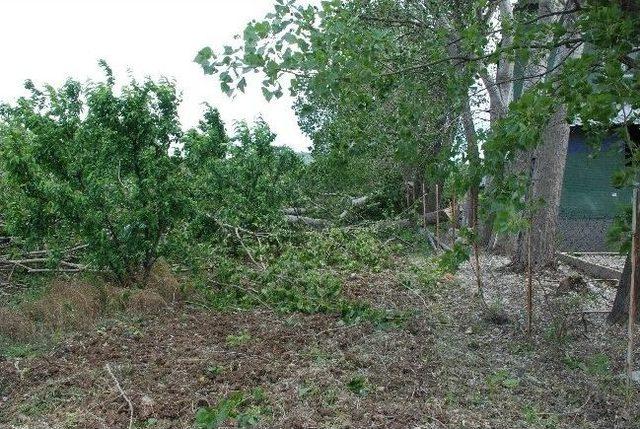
[0,253,638,429]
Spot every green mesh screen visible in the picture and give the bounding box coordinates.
[559,128,631,220]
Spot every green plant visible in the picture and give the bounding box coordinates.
[0,63,189,285]
[195,392,246,429]
[486,370,520,393]
[194,389,268,429]
[346,375,370,396]
[226,330,252,347]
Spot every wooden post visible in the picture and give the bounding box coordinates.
[452,193,458,231]
[435,184,440,241]
[627,186,639,385]
[526,224,533,337]
[405,183,410,209]
[422,182,427,229]
[526,156,536,338]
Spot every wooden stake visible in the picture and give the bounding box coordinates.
[526,156,536,338]
[627,186,639,385]
[422,182,427,229]
[470,187,484,298]
[527,224,533,338]
[435,184,440,242]
[452,193,458,232]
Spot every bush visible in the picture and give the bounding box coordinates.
[0,64,189,285]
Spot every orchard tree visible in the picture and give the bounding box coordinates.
[0,64,190,285]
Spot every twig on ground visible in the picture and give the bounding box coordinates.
[105,363,134,429]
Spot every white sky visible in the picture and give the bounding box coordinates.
[1,0,312,151]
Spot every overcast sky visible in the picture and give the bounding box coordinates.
[1,0,311,151]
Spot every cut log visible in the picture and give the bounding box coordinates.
[339,196,370,220]
[424,208,452,226]
[282,208,308,216]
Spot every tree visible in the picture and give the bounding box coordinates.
[185,118,306,234]
[0,64,190,285]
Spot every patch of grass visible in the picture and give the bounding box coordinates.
[522,404,560,428]
[563,353,611,376]
[0,339,43,358]
[205,365,224,378]
[194,388,270,429]
[226,330,252,347]
[346,375,370,396]
[486,370,520,393]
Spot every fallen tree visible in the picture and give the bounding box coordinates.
[285,215,331,229]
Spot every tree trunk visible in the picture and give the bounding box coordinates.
[609,253,640,324]
[511,105,570,270]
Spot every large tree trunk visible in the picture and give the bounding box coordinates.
[511,105,570,270]
[609,253,640,324]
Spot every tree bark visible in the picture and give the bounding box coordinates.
[511,105,570,270]
[609,253,640,324]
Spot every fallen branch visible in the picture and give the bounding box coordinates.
[235,227,266,270]
[339,196,371,220]
[285,215,331,228]
[282,207,308,216]
[105,363,134,429]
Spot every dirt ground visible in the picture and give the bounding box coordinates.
[1,253,638,429]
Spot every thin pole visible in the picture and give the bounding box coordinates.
[527,223,533,337]
[470,187,483,297]
[627,187,639,385]
[526,157,536,338]
[422,182,427,229]
[452,193,458,233]
[435,184,440,242]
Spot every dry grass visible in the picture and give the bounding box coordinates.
[147,259,182,302]
[25,280,104,331]
[126,289,167,316]
[0,307,35,341]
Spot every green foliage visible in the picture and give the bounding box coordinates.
[607,205,632,253]
[0,66,188,285]
[226,330,252,347]
[187,118,306,234]
[486,370,520,393]
[194,226,413,327]
[195,389,269,429]
[346,375,370,396]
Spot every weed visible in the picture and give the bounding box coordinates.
[0,307,35,341]
[563,353,611,376]
[126,289,167,316]
[205,365,224,378]
[346,375,370,396]
[226,330,252,347]
[195,392,246,429]
[194,389,269,429]
[486,370,520,393]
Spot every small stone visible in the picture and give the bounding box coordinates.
[465,327,473,334]
[141,395,155,407]
[631,370,640,385]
